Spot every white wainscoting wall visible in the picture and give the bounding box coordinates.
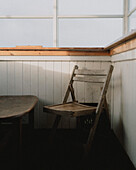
[111,49,136,167]
[0,55,111,129]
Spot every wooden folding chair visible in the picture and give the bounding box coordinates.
[43,64,114,155]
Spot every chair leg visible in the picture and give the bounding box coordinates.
[49,115,61,143]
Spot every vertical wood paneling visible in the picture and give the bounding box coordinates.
[53,62,62,104]
[45,62,54,128]
[22,61,31,123]
[7,62,15,95]
[38,62,47,128]
[92,62,101,103]
[112,62,122,139]
[0,62,8,95]
[14,61,23,95]
[0,58,111,130]
[54,62,62,128]
[85,62,94,103]
[112,50,136,167]
[31,61,39,128]
[111,62,115,128]
[61,62,70,128]
[130,60,136,165]
[121,61,134,149]
[22,61,31,94]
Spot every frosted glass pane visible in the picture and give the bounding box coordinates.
[0,19,53,47]
[0,0,53,16]
[129,11,136,32]
[58,0,123,15]
[58,19,123,47]
[129,0,136,11]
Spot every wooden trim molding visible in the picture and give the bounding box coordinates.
[0,46,105,51]
[110,38,136,55]
[0,47,110,56]
[0,50,110,56]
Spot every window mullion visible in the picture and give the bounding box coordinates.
[124,0,129,34]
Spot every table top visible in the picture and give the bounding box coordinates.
[0,95,38,119]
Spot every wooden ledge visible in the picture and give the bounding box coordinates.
[0,46,105,51]
[0,46,110,56]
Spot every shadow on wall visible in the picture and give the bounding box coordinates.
[113,67,125,147]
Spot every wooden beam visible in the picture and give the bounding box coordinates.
[0,50,110,56]
[111,38,136,55]
[0,46,105,51]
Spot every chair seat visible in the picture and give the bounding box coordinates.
[43,102,96,117]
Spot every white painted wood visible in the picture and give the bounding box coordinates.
[7,62,15,95]
[22,61,31,95]
[112,62,122,139]
[85,62,94,103]
[130,60,136,166]
[112,49,136,62]
[0,56,112,130]
[110,62,115,128]
[0,62,8,95]
[53,62,62,128]
[22,61,31,124]
[30,61,39,128]
[38,62,47,128]
[45,62,55,128]
[53,62,62,104]
[111,50,136,167]
[14,61,23,95]
[92,62,101,103]
[0,55,111,61]
[121,61,134,153]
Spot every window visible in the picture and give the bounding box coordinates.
[129,0,136,12]
[128,0,136,32]
[0,19,53,47]
[58,0,123,15]
[59,18,123,47]
[0,0,124,47]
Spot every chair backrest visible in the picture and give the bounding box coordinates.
[63,65,114,114]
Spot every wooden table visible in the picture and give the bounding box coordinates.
[0,95,38,169]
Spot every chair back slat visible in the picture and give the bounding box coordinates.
[73,76,105,83]
[75,69,107,76]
